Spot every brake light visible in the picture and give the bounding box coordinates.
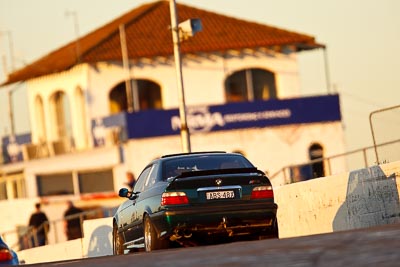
[251,185,274,199]
[161,192,189,205]
[0,249,13,261]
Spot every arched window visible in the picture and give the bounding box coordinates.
[224,68,277,102]
[137,80,162,110]
[109,83,127,113]
[50,91,72,141]
[109,79,162,114]
[309,143,324,178]
[34,95,46,142]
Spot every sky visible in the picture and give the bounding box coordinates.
[0,0,399,152]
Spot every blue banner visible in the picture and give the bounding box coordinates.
[122,94,341,139]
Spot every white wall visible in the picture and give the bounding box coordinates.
[27,65,89,146]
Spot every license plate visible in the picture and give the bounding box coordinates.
[206,190,235,200]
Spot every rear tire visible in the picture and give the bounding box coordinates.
[113,224,124,255]
[143,215,169,252]
[270,218,279,239]
[256,218,279,240]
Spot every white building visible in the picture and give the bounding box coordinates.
[0,1,346,202]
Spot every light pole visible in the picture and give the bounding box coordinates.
[0,30,16,74]
[65,10,81,63]
[322,46,331,94]
[0,32,28,164]
[119,24,134,113]
[4,84,20,163]
[169,0,191,153]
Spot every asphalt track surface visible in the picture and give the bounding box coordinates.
[27,223,400,267]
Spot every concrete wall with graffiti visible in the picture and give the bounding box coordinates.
[276,161,400,238]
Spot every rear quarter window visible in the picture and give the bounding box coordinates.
[134,167,151,192]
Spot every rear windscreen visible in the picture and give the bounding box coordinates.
[162,154,253,180]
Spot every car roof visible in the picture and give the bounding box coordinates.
[161,151,227,159]
[149,151,233,164]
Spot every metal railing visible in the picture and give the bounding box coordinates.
[1,206,116,251]
[369,105,400,165]
[270,139,400,185]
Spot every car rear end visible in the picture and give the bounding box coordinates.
[152,164,278,243]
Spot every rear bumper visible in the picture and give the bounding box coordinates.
[150,201,278,239]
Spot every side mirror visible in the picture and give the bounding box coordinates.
[119,188,139,200]
[118,188,130,198]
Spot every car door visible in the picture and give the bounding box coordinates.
[130,164,161,240]
[117,199,135,238]
[123,166,152,242]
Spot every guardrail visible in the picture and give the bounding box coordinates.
[270,139,400,185]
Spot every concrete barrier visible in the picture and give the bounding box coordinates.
[17,217,113,264]
[16,162,400,263]
[82,217,113,258]
[275,162,400,238]
[17,239,83,264]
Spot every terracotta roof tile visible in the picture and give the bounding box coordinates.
[2,1,324,85]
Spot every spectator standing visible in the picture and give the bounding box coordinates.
[125,171,136,190]
[64,201,84,240]
[28,203,49,247]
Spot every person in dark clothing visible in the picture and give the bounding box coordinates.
[64,201,84,240]
[28,203,49,247]
[125,171,136,190]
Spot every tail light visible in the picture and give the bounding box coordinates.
[0,249,13,261]
[251,185,274,199]
[161,192,189,205]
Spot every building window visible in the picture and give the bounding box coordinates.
[78,170,114,193]
[309,143,324,178]
[137,80,162,110]
[37,173,74,196]
[109,83,127,113]
[36,170,114,196]
[0,172,26,200]
[109,79,162,114]
[225,68,277,102]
